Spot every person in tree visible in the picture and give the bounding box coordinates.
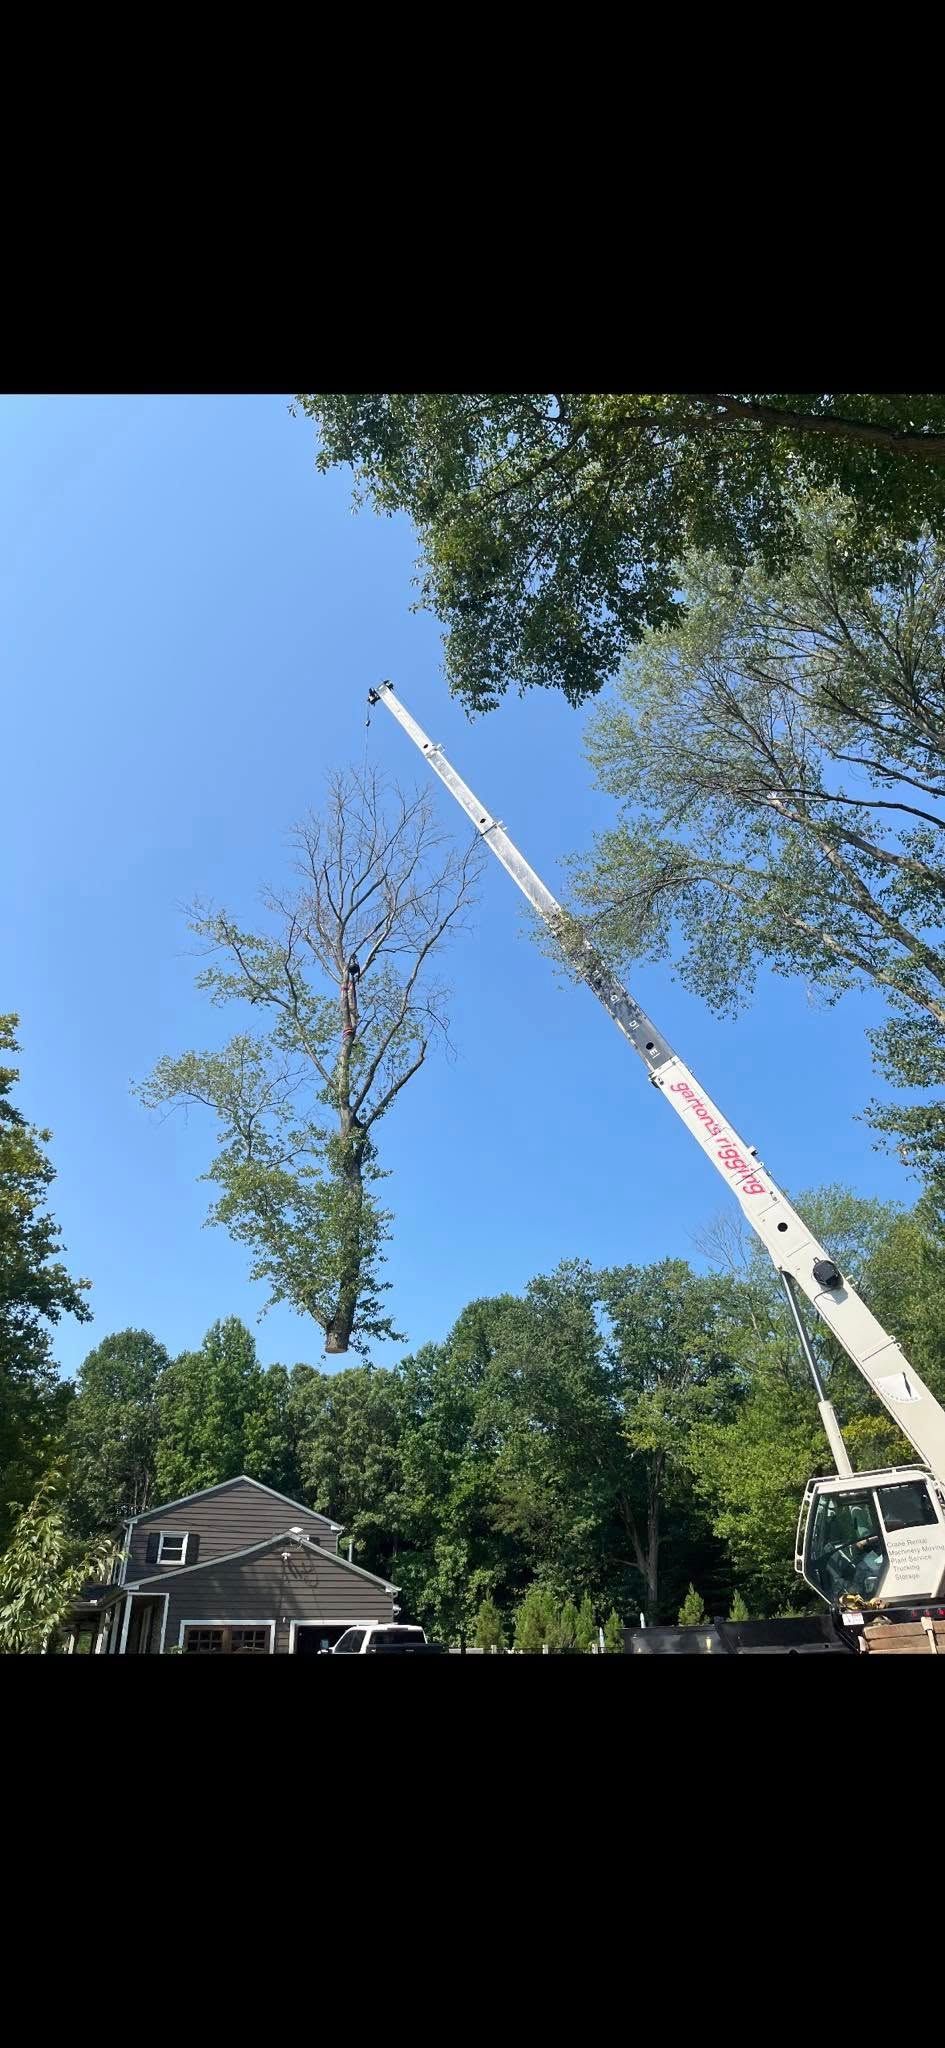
[341,954,361,1039]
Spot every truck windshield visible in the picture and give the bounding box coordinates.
[807,1490,887,1603]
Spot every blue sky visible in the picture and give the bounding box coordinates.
[1,393,914,1380]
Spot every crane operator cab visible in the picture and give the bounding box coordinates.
[796,1468,945,1610]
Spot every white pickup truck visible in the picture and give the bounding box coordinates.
[331,1624,443,1655]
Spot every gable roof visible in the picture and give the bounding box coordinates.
[128,1529,398,1595]
[124,1475,343,1533]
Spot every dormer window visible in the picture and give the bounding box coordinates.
[144,1530,193,1566]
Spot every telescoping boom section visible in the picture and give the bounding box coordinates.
[368,681,945,1615]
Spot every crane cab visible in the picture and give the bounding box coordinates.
[796,1467,945,1609]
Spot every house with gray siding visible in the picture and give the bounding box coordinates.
[67,1476,398,1655]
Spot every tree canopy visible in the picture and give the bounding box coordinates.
[570,498,945,1190]
[0,1015,89,1546]
[295,395,945,710]
[289,1361,407,1576]
[155,1316,274,1502]
[66,1328,169,1533]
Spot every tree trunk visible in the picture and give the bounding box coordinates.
[617,1491,651,1614]
[324,1122,366,1355]
[646,1488,661,1622]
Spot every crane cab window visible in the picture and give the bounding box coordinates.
[807,1490,887,1603]
[877,1481,939,1533]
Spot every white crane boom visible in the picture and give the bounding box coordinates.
[368,681,945,1488]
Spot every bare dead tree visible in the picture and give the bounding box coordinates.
[140,768,483,1354]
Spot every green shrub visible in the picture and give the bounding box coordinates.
[474,1596,505,1652]
[678,1584,707,1627]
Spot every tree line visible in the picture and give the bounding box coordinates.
[24,1185,945,1644]
[5,1003,945,1647]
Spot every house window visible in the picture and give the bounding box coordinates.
[183,1625,272,1655]
[184,1628,225,1654]
[229,1629,270,1654]
[156,1532,188,1564]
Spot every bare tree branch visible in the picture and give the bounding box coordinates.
[148,765,484,1357]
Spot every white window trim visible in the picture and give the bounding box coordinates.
[156,1530,189,1565]
[287,1618,379,1654]
[114,1591,169,1655]
[177,1619,276,1654]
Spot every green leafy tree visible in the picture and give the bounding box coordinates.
[557,1598,579,1651]
[155,1317,271,1499]
[573,499,945,1188]
[139,772,480,1355]
[575,1591,597,1652]
[406,1535,474,1647]
[474,1595,505,1651]
[0,1015,89,1546]
[394,1271,639,1629]
[728,1589,750,1622]
[394,1324,512,1641]
[391,1262,739,1631]
[853,1192,945,1406]
[295,395,945,710]
[471,1270,626,1607]
[603,1609,624,1654]
[290,1362,407,1578]
[692,1379,824,1615]
[67,1329,169,1533]
[678,1584,707,1626]
[244,1362,304,1501]
[0,1470,115,1652]
[598,1260,741,1621]
[514,1583,557,1653]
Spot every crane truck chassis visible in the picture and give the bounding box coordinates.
[367,682,945,1651]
